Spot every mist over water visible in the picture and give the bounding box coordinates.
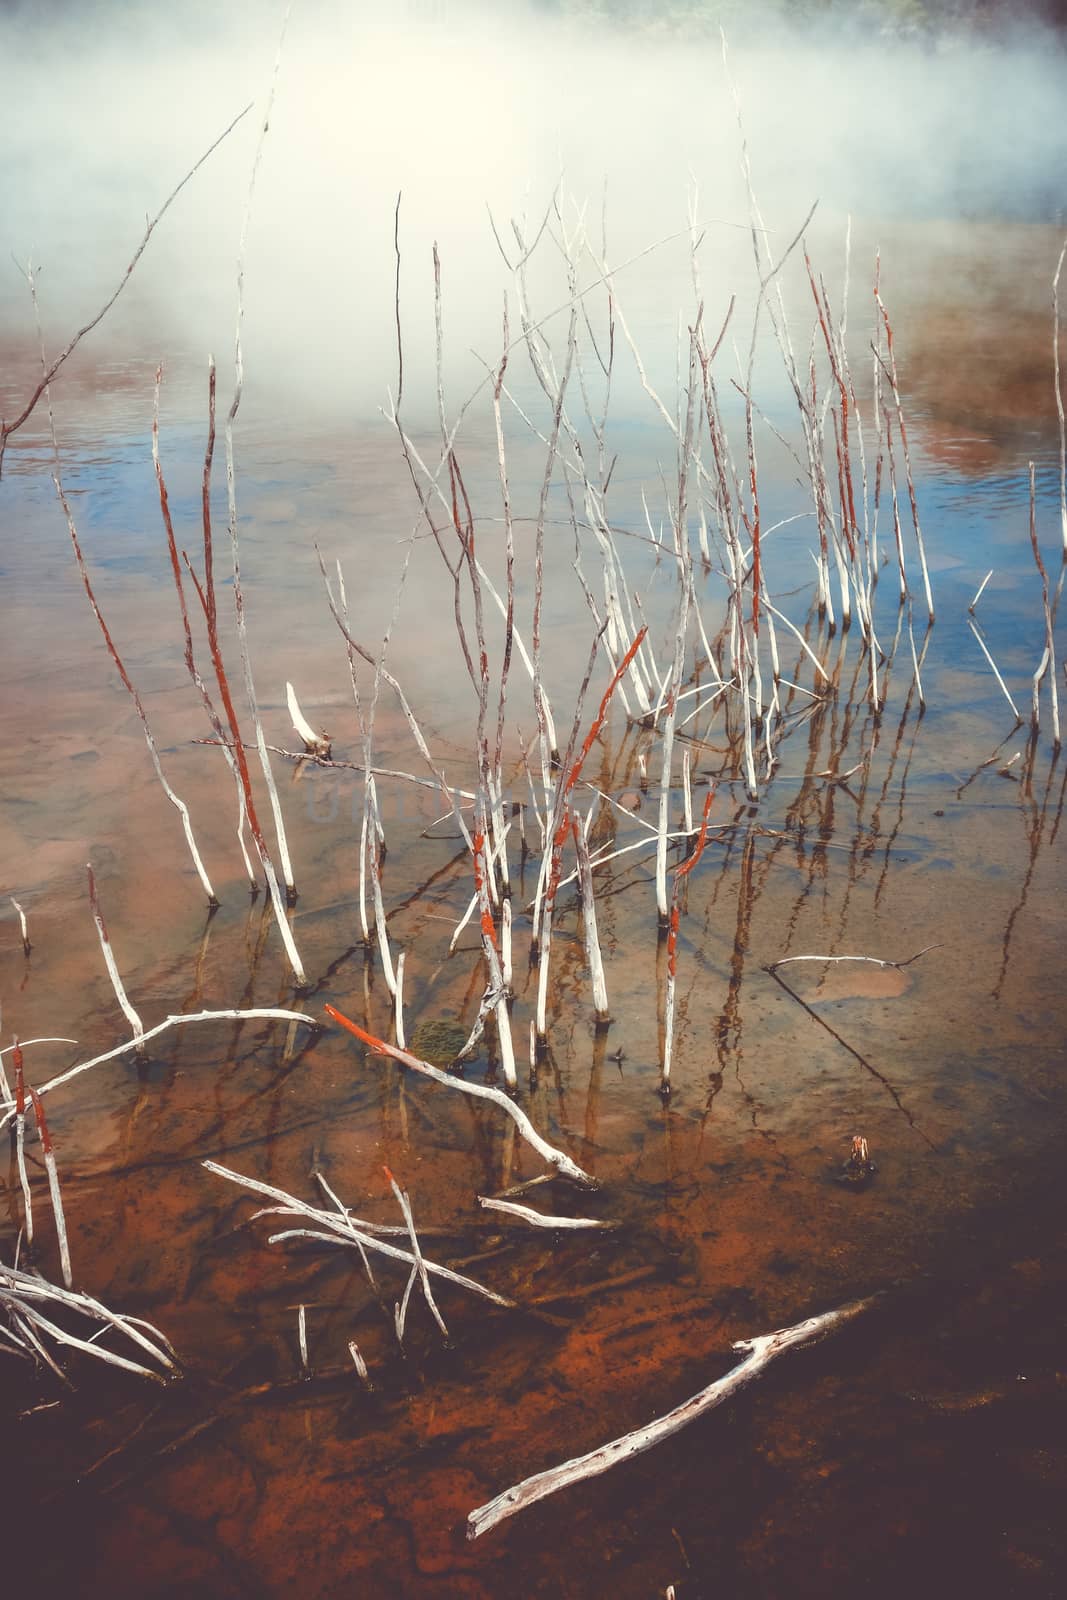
[5,13,1067,1600]
[2,0,1065,424]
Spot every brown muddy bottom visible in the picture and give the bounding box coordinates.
[3,219,1067,1600]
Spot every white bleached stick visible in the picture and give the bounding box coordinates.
[767,945,941,973]
[467,1296,877,1539]
[313,1169,376,1286]
[968,570,993,613]
[394,950,407,1051]
[86,864,144,1047]
[29,1089,71,1289]
[477,1197,614,1230]
[573,822,609,1023]
[386,1167,449,1340]
[223,6,300,909]
[0,1259,177,1377]
[286,681,330,757]
[1,1009,315,1124]
[10,898,30,955]
[12,1040,33,1243]
[204,1160,514,1307]
[348,1341,372,1387]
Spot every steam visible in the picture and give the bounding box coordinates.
[2,0,1064,422]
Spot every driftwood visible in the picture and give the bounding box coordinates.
[467,1295,876,1539]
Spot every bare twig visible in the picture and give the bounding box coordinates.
[28,1090,72,1288]
[11,1039,33,1241]
[1,1258,177,1382]
[86,864,145,1048]
[767,945,941,973]
[48,451,218,907]
[477,1197,614,1230]
[969,571,994,613]
[0,103,253,474]
[385,1167,449,1340]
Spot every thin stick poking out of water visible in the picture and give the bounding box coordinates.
[0,101,252,474]
[30,1089,71,1288]
[12,1039,33,1243]
[969,571,994,613]
[297,1304,308,1373]
[10,898,30,956]
[661,792,715,1095]
[49,461,218,907]
[348,1341,372,1388]
[86,865,145,1050]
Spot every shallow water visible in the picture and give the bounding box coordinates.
[2,182,1067,1600]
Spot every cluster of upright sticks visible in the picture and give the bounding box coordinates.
[21,73,1066,1157]
[318,173,953,1096]
[35,195,1067,1145]
[43,176,949,1103]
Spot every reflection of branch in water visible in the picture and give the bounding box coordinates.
[763,964,938,1150]
[826,610,921,915]
[993,743,1065,1001]
[715,831,757,1080]
[873,685,923,912]
[581,1027,609,1164]
[179,911,217,1015]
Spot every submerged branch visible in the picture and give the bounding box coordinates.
[467,1295,877,1539]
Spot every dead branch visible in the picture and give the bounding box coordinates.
[0,103,252,475]
[477,1197,614,1230]
[767,944,941,973]
[1,1009,317,1124]
[324,1004,597,1188]
[467,1295,877,1538]
[204,1160,513,1309]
